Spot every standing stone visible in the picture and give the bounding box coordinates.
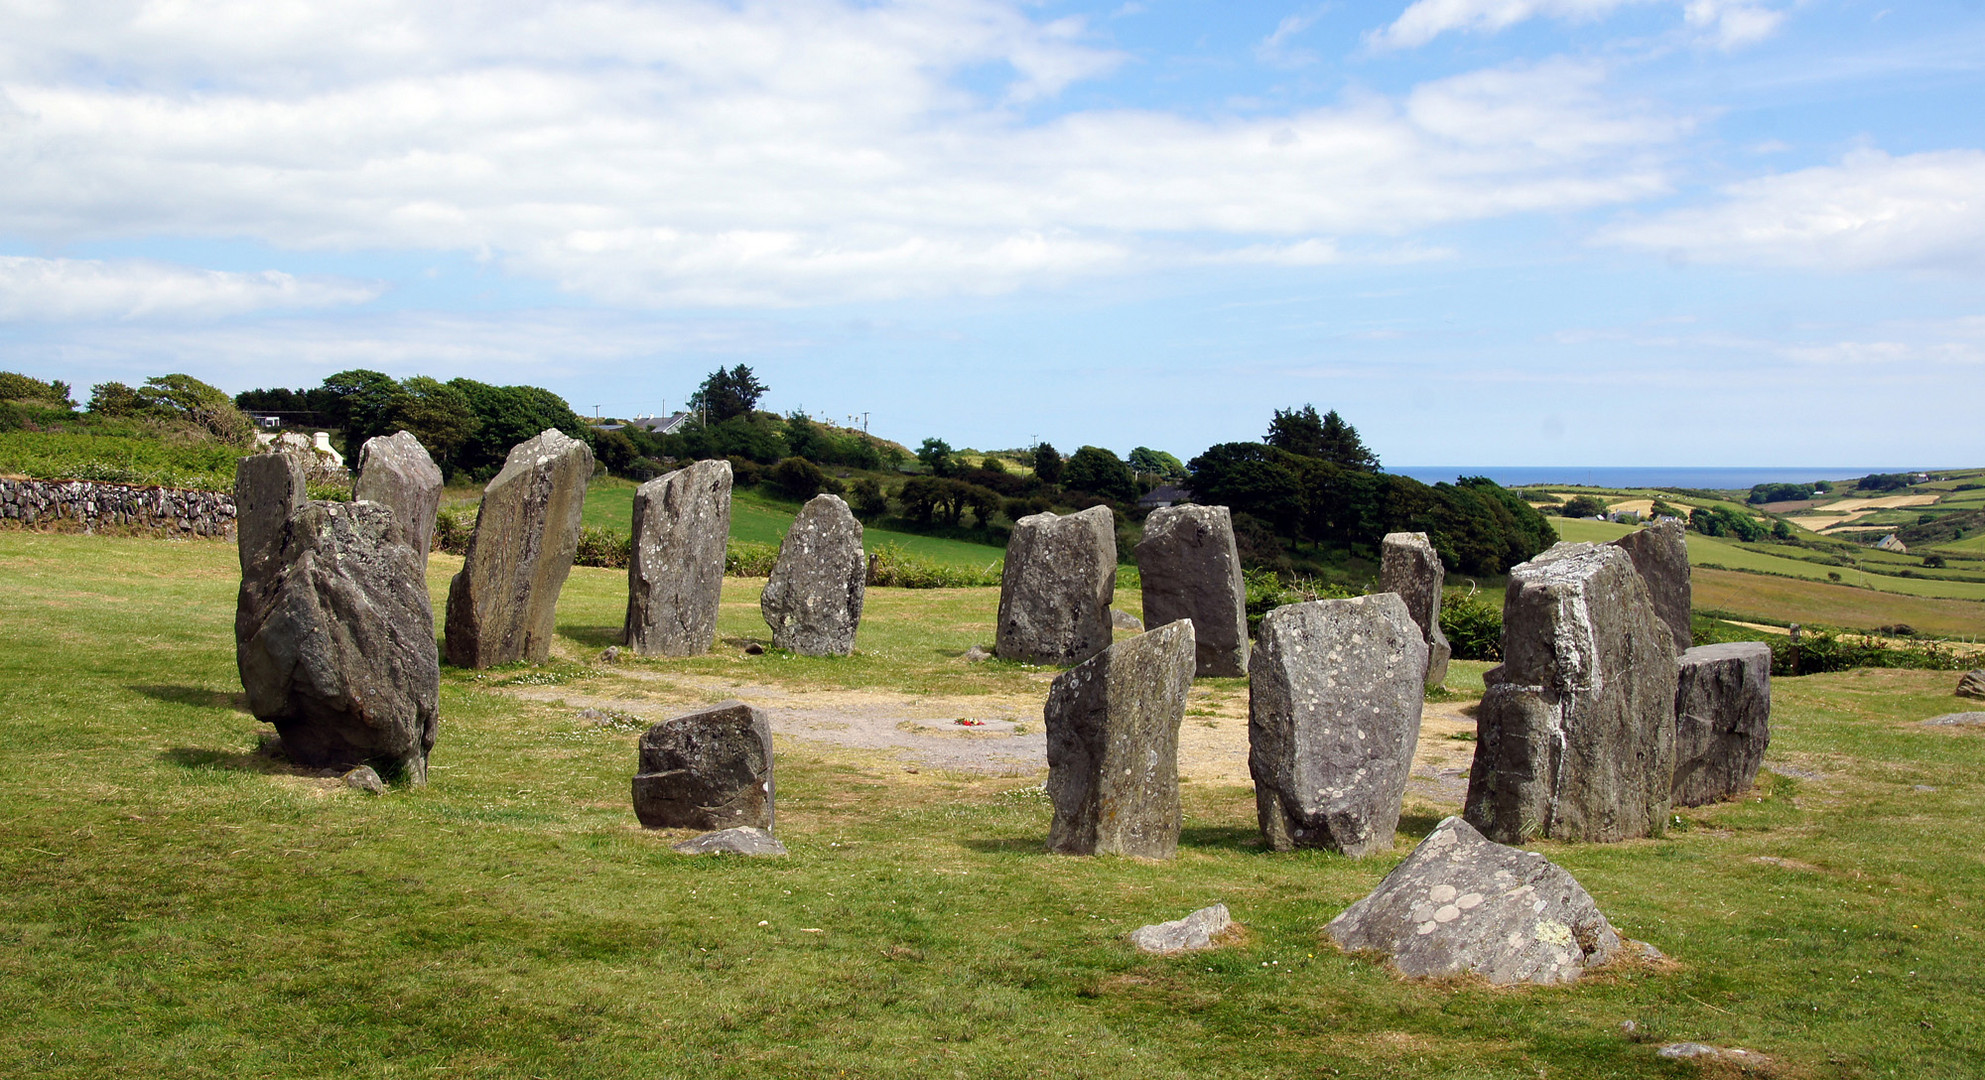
[1136,505,1249,677]
[1608,519,1692,653]
[444,429,593,668]
[1248,594,1429,857]
[760,494,865,656]
[1323,816,1622,986]
[996,506,1117,665]
[1672,642,1772,806]
[632,701,775,831]
[354,431,444,556]
[234,452,309,573]
[1044,619,1195,858]
[1380,531,1452,690]
[624,459,732,657]
[1463,543,1678,844]
[236,500,439,783]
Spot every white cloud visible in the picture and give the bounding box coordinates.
[1367,0,1786,51]
[1257,9,1326,67]
[0,2,1690,306]
[0,257,381,321]
[1599,148,1985,273]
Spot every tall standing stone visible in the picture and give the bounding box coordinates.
[1249,594,1428,857]
[632,701,774,831]
[1044,619,1196,858]
[1672,642,1772,806]
[1608,519,1692,653]
[444,429,593,668]
[354,431,444,557]
[624,459,732,657]
[235,452,309,573]
[760,494,866,656]
[1380,531,1452,690]
[1136,505,1248,677]
[1463,543,1678,844]
[996,506,1117,665]
[236,500,439,783]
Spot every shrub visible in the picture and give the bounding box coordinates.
[1439,590,1503,661]
[769,456,843,501]
[725,540,780,577]
[0,372,73,406]
[1241,567,1356,634]
[432,505,476,554]
[1772,630,1970,675]
[1560,495,1605,518]
[574,527,631,569]
[848,477,889,520]
[864,543,1003,588]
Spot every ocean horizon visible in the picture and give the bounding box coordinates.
[1387,466,1941,491]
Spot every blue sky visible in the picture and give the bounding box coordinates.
[3,0,1982,467]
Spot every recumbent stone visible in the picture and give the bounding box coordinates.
[996,506,1116,665]
[624,459,732,657]
[632,701,775,831]
[1135,504,1249,677]
[1044,619,1195,858]
[760,493,865,656]
[444,429,593,668]
[1671,642,1772,806]
[1248,593,1428,857]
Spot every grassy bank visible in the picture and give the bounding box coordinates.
[3,533,1984,1077]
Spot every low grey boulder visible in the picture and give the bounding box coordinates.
[354,431,443,555]
[1380,531,1451,690]
[1324,816,1623,986]
[1957,670,1985,700]
[1249,594,1428,857]
[1922,712,1985,727]
[1672,642,1772,806]
[342,765,387,795]
[1111,608,1144,632]
[444,429,593,668]
[673,827,788,857]
[1129,904,1233,954]
[997,506,1116,665]
[1464,543,1677,844]
[236,499,439,784]
[760,493,865,656]
[625,459,732,657]
[1135,505,1249,677]
[1045,619,1195,858]
[633,701,775,831]
[1608,520,1693,654]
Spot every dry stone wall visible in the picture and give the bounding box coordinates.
[0,477,237,538]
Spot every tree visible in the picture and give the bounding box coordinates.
[0,372,73,407]
[768,456,842,500]
[118,374,253,445]
[688,365,768,423]
[1127,446,1187,482]
[1032,442,1063,485]
[386,376,478,464]
[849,477,889,521]
[1062,446,1136,502]
[1316,409,1379,472]
[1561,495,1606,518]
[917,437,958,477]
[446,378,587,476]
[88,382,144,416]
[1266,404,1379,471]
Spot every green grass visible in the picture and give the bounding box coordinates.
[5,532,1985,1077]
[581,477,1009,570]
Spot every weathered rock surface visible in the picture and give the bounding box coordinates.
[1044,619,1195,858]
[624,459,732,657]
[354,431,444,556]
[236,499,439,784]
[1111,608,1144,632]
[1464,543,1678,844]
[632,701,775,831]
[1380,531,1452,689]
[672,826,788,857]
[1922,712,1985,727]
[1135,505,1249,677]
[1129,904,1233,954]
[760,493,865,656]
[996,506,1116,665]
[1324,816,1623,986]
[1608,520,1692,653]
[444,429,593,668]
[234,452,309,572]
[342,765,387,795]
[1672,642,1772,806]
[1249,594,1428,857]
[1957,670,1985,700]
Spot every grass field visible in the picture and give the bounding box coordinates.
[1692,569,1985,641]
[5,532,1985,1077]
[580,477,1009,570]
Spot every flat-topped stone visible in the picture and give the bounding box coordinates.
[1045,619,1195,858]
[632,701,774,831]
[444,429,593,668]
[1135,504,1248,677]
[1249,593,1427,857]
[997,506,1117,665]
[1672,642,1772,806]
[625,459,732,657]
[760,493,865,656]
[1380,531,1452,690]
[354,431,444,555]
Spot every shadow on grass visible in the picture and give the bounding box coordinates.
[560,624,624,650]
[1397,810,1450,839]
[129,684,249,712]
[959,825,1263,856]
[161,743,307,776]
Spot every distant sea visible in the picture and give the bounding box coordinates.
[1389,466,1930,491]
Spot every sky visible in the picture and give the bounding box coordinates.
[2,0,1982,468]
